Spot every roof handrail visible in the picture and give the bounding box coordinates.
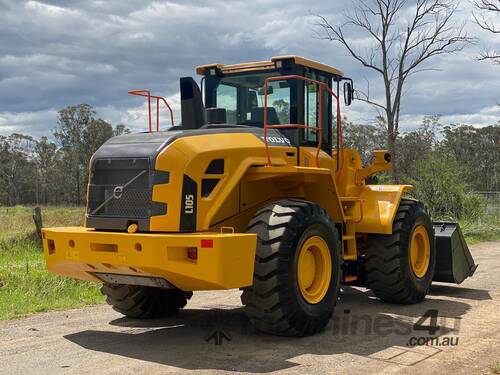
[128,89,174,132]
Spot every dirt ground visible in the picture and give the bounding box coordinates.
[1,241,499,375]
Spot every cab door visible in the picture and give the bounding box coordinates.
[298,69,333,166]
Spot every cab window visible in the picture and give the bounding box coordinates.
[208,72,292,127]
[303,73,330,147]
[305,82,318,142]
[216,84,237,123]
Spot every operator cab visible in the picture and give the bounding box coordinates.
[195,55,354,154]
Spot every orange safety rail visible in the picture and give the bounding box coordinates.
[128,89,174,132]
[263,75,343,169]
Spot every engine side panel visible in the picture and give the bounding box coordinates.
[151,132,297,232]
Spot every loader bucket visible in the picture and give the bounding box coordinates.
[432,222,478,284]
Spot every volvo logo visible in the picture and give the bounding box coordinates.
[113,186,124,199]
[260,136,291,145]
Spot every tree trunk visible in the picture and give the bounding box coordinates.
[75,166,80,205]
[386,116,398,183]
[387,132,396,168]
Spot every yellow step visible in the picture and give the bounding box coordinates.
[343,254,357,260]
[342,235,355,241]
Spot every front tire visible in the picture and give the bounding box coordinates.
[365,199,436,303]
[241,199,341,336]
[101,284,192,318]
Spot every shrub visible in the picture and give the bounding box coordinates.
[461,193,486,222]
[408,152,472,220]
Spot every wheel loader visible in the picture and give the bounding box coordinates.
[42,55,477,336]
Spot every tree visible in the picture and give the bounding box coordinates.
[54,104,128,204]
[342,116,386,164]
[316,0,472,178]
[54,104,96,204]
[473,0,500,63]
[0,134,37,205]
[440,123,500,191]
[82,118,114,170]
[395,115,440,179]
[0,104,128,206]
[410,152,468,218]
[34,137,58,204]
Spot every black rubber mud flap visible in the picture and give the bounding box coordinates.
[432,222,478,284]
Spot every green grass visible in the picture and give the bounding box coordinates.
[461,214,500,245]
[487,362,500,375]
[0,206,84,243]
[0,206,103,320]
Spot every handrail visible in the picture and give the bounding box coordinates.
[128,89,174,132]
[263,75,343,169]
[353,199,364,224]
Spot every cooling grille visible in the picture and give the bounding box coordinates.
[87,158,152,218]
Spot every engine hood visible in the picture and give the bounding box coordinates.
[92,126,292,163]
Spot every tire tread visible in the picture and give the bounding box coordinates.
[365,199,435,304]
[241,199,340,336]
[101,284,192,319]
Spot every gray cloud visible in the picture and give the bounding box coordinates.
[0,0,498,138]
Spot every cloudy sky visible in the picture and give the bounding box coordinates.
[0,0,499,137]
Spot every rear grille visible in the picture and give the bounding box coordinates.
[87,158,152,218]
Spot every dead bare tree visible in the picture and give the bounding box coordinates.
[473,0,500,63]
[316,0,473,178]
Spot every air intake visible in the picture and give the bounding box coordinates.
[180,77,206,129]
[205,159,224,174]
[201,178,219,198]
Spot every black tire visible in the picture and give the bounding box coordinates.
[365,199,436,304]
[101,284,192,319]
[241,199,341,336]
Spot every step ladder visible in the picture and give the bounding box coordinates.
[339,197,363,261]
[340,197,363,283]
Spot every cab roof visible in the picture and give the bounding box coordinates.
[196,55,343,77]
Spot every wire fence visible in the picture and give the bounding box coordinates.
[474,191,500,216]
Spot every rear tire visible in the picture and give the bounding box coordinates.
[365,199,436,303]
[241,199,341,336]
[101,284,192,318]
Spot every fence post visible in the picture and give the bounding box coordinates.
[33,207,43,240]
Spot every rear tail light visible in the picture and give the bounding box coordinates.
[201,239,213,248]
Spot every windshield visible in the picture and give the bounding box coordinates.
[206,72,291,127]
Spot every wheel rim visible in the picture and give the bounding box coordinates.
[296,236,332,304]
[409,225,431,278]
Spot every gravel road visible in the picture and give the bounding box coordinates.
[1,241,499,375]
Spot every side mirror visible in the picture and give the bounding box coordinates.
[258,85,274,96]
[343,81,354,106]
